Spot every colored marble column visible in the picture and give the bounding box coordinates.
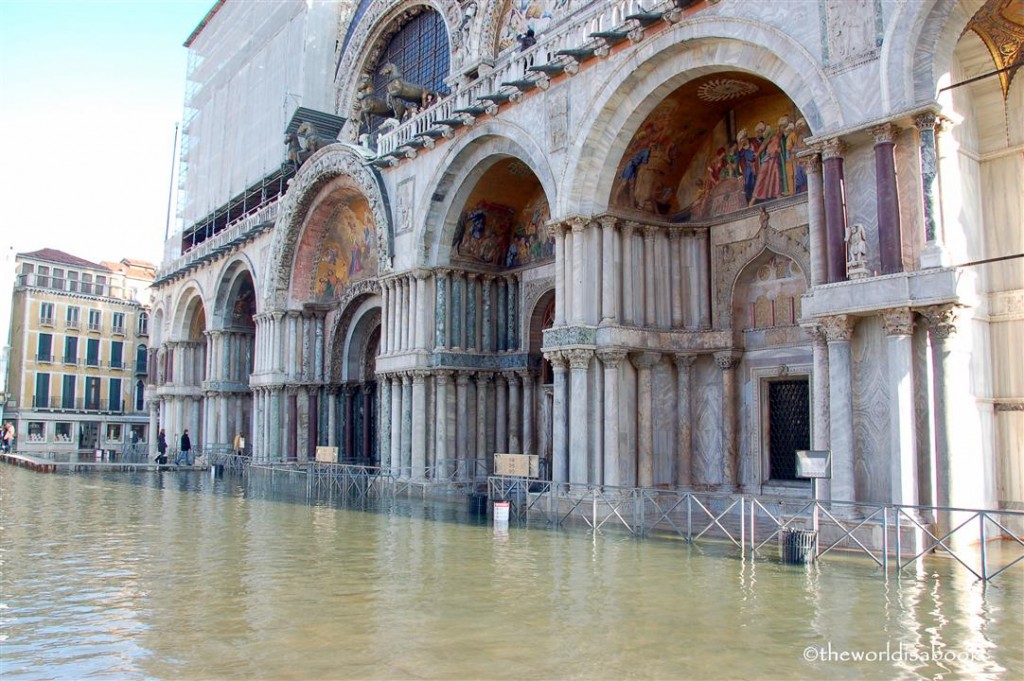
[873,123,903,274]
[570,218,586,325]
[631,352,661,488]
[434,270,448,351]
[411,371,427,479]
[552,222,566,326]
[599,216,618,325]
[715,351,741,489]
[546,351,569,484]
[620,222,635,325]
[801,154,827,287]
[822,315,856,501]
[566,349,592,484]
[673,353,696,487]
[821,138,847,283]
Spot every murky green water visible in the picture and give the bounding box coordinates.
[1,465,1021,680]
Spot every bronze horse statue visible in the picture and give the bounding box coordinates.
[354,73,397,131]
[379,62,437,121]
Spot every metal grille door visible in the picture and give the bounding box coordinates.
[768,379,810,480]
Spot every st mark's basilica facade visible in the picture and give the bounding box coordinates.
[148,0,1023,519]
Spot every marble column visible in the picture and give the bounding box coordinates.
[631,352,660,488]
[476,372,493,475]
[434,270,449,351]
[822,314,856,501]
[546,351,569,484]
[495,374,508,453]
[287,390,298,461]
[455,372,471,475]
[620,222,635,325]
[414,270,428,351]
[390,376,401,473]
[914,112,945,268]
[668,231,683,328]
[923,305,967,532]
[496,278,507,352]
[378,379,391,467]
[381,279,391,355]
[566,349,593,485]
[642,226,657,327]
[434,371,452,470]
[697,233,711,329]
[882,308,917,506]
[270,388,281,461]
[411,371,427,479]
[401,374,412,476]
[673,353,696,487]
[873,123,903,275]
[715,351,741,489]
[599,216,618,325]
[821,138,848,283]
[802,154,828,287]
[570,218,586,325]
[506,274,518,351]
[451,272,464,351]
[386,280,396,354]
[598,349,627,488]
[466,274,478,351]
[507,372,521,453]
[552,222,566,326]
[148,401,159,457]
[519,370,534,456]
[806,325,831,465]
[481,275,494,352]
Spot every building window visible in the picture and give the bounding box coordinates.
[110,340,124,370]
[85,376,100,410]
[137,312,149,336]
[34,372,50,408]
[28,422,46,442]
[365,8,450,134]
[67,270,79,292]
[55,422,74,443]
[36,265,50,288]
[37,333,53,363]
[86,338,100,367]
[88,309,102,332]
[134,379,145,412]
[767,379,810,481]
[51,268,65,291]
[105,423,122,443]
[129,424,146,444]
[112,312,126,336]
[81,273,93,295]
[109,378,122,412]
[135,344,148,375]
[66,305,80,330]
[96,275,107,297]
[62,374,76,409]
[40,302,54,326]
[64,336,78,365]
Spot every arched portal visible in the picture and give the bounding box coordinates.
[211,264,258,450]
[328,298,381,464]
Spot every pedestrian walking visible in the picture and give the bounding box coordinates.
[176,429,192,466]
[156,429,168,464]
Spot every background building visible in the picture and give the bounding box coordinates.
[149,0,1022,528]
[6,249,155,454]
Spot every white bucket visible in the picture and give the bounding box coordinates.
[493,501,510,523]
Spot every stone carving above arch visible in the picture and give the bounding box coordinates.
[716,213,810,330]
[335,0,463,120]
[325,278,382,383]
[265,144,392,310]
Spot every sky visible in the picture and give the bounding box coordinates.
[0,0,215,267]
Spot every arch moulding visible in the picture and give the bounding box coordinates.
[263,144,393,311]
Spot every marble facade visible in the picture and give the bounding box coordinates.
[149,0,1023,524]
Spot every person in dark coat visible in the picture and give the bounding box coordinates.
[175,430,192,466]
[156,429,168,464]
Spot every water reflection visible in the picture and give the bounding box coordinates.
[2,465,1021,680]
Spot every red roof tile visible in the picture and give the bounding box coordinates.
[19,248,107,271]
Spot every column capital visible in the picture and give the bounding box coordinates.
[412,370,430,383]
[543,350,567,369]
[546,218,568,236]
[672,352,698,369]
[630,351,661,370]
[821,314,855,342]
[913,111,938,131]
[871,123,900,145]
[480,273,496,284]
[401,373,413,385]
[568,216,589,234]
[802,323,828,346]
[361,383,375,395]
[476,371,494,385]
[920,304,958,339]
[714,351,742,370]
[597,215,618,230]
[504,371,520,386]
[819,137,845,160]
[435,369,454,384]
[797,152,822,174]
[435,268,451,278]
[620,221,638,237]
[597,348,629,366]
[881,307,914,336]
[412,268,431,280]
[641,224,659,239]
[564,348,594,370]
[666,228,683,243]
[455,371,472,385]
[516,368,535,381]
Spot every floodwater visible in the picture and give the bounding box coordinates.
[1,465,1021,680]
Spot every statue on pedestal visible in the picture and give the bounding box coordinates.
[845,222,869,279]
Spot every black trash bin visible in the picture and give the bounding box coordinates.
[780,529,817,564]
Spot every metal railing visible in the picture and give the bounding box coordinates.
[486,479,1024,583]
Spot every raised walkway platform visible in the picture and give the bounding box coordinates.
[0,451,208,473]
